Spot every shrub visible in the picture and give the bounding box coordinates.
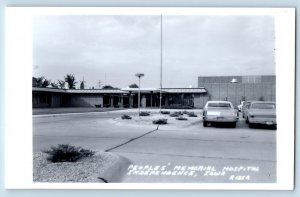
[161,111,170,114]
[153,119,168,124]
[162,104,193,109]
[170,111,183,117]
[43,144,95,163]
[188,112,198,117]
[176,116,188,121]
[121,114,132,119]
[182,111,189,114]
[170,113,179,117]
[139,111,150,116]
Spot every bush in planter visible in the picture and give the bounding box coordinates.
[139,111,150,116]
[163,104,193,109]
[176,116,188,121]
[169,113,179,117]
[188,112,198,117]
[153,119,168,125]
[43,144,95,163]
[170,111,183,117]
[121,114,132,119]
[161,111,170,114]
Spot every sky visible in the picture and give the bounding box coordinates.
[33,15,275,89]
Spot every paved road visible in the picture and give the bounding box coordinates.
[33,110,276,183]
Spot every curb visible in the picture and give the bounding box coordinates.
[98,155,131,183]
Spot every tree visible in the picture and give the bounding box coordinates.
[102,85,115,90]
[42,79,50,88]
[32,77,42,87]
[80,81,85,89]
[129,83,138,88]
[58,80,66,89]
[102,85,120,90]
[32,76,50,88]
[51,82,59,88]
[64,74,77,89]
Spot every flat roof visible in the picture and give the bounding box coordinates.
[33,87,207,94]
[67,89,128,94]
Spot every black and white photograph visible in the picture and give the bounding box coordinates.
[4,7,295,189]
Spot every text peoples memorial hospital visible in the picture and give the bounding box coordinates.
[32,75,275,109]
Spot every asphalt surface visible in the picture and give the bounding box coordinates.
[33,109,276,183]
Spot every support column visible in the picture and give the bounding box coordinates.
[129,93,133,108]
[150,91,153,108]
[141,95,146,108]
[110,96,114,107]
[164,94,169,107]
[120,96,124,107]
[99,95,103,108]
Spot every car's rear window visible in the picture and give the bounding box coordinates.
[251,103,276,109]
[207,103,231,108]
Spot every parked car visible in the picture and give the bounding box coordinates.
[244,101,276,128]
[202,101,239,127]
[241,101,254,118]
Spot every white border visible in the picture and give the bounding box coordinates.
[4,7,295,190]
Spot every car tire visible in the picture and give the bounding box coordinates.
[231,122,236,128]
[246,117,249,124]
[203,121,208,127]
[249,123,254,128]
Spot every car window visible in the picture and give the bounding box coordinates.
[251,103,276,109]
[207,103,231,108]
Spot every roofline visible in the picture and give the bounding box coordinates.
[32,87,207,94]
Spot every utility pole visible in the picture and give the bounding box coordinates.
[159,14,163,112]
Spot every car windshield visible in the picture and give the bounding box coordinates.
[207,103,231,108]
[251,103,276,109]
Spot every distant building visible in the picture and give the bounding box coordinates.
[32,75,276,109]
[32,87,207,109]
[198,75,276,107]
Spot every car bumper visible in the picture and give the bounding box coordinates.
[249,118,277,125]
[203,116,238,123]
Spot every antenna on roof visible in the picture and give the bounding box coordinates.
[80,76,86,89]
[98,80,102,89]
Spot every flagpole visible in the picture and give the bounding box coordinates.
[159,15,163,112]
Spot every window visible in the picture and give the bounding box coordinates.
[251,103,276,109]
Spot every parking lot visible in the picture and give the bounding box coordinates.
[33,108,276,183]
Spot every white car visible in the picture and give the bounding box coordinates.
[202,101,239,127]
[244,101,276,128]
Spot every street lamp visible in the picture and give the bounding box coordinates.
[135,73,144,117]
[230,78,238,107]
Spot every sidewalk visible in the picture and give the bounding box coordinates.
[33,107,203,115]
[32,107,122,115]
